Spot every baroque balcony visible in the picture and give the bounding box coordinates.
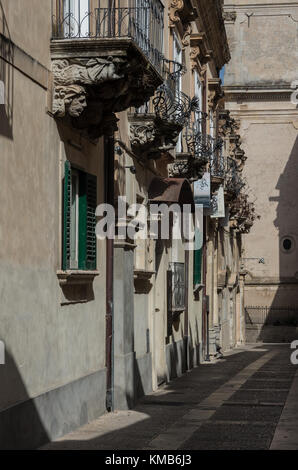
[210,136,225,183]
[169,120,220,181]
[129,60,195,158]
[229,194,259,233]
[225,157,246,200]
[50,0,164,138]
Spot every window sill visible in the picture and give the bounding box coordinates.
[57,270,99,286]
[134,269,156,280]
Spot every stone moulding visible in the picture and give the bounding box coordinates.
[208,78,224,109]
[190,33,212,70]
[50,39,163,139]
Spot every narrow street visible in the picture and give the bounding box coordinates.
[42,344,298,451]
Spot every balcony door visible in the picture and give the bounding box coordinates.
[194,70,203,132]
[173,33,182,152]
[63,0,90,38]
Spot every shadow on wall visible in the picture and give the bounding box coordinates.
[0,1,14,139]
[0,349,49,449]
[257,135,298,342]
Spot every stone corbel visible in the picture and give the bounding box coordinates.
[182,23,192,48]
[169,0,184,28]
[190,34,212,69]
[208,78,223,110]
[130,123,157,149]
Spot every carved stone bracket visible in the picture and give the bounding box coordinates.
[169,0,184,28]
[51,40,162,139]
[129,114,181,159]
[182,23,192,48]
[169,154,205,180]
[208,78,224,110]
[169,0,197,29]
[190,33,212,70]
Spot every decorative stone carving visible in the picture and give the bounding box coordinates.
[190,47,200,70]
[223,11,237,23]
[53,85,87,118]
[129,116,181,159]
[130,124,156,149]
[168,0,184,27]
[190,34,212,70]
[182,23,192,48]
[51,45,162,139]
[208,78,224,110]
[52,58,124,88]
[169,156,205,181]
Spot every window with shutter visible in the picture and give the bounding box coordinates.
[62,161,97,271]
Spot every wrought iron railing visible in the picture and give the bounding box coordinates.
[133,59,187,119]
[51,0,164,74]
[245,306,298,326]
[153,83,194,128]
[210,137,225,179]
[225,157,245,196]
[184,121,214,164]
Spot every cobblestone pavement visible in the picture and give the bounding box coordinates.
[42,344,298,450]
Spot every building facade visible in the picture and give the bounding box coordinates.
[223,0,298,341]
[0,0,255,448]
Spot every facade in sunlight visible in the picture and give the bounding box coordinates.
[223,0,298,342]
[0,0,255,448]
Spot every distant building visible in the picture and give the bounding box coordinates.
[224,0,298,341]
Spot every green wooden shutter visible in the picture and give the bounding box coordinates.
[86,173,97,270]
[62,160,71,270]
[193,226,203,287]
[78,171,97,270]
[194,247,202,286]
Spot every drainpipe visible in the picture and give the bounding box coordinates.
[104,135,114,412]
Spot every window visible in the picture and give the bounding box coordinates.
[173,33,183,153]
[167,262,185,335]
[63,161,97,271]
[170,262,186,311]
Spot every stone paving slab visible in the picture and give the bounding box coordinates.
[41,344,297,451]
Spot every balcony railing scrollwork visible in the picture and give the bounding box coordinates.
[229,193,259,233]
[210,137,225,180]
[52,0,164,74]
[129,60,197,158]
[225,157,246,199]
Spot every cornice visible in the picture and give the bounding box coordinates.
[223,86,293,102]
[224,3,298,11]
[196,0,231,69]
